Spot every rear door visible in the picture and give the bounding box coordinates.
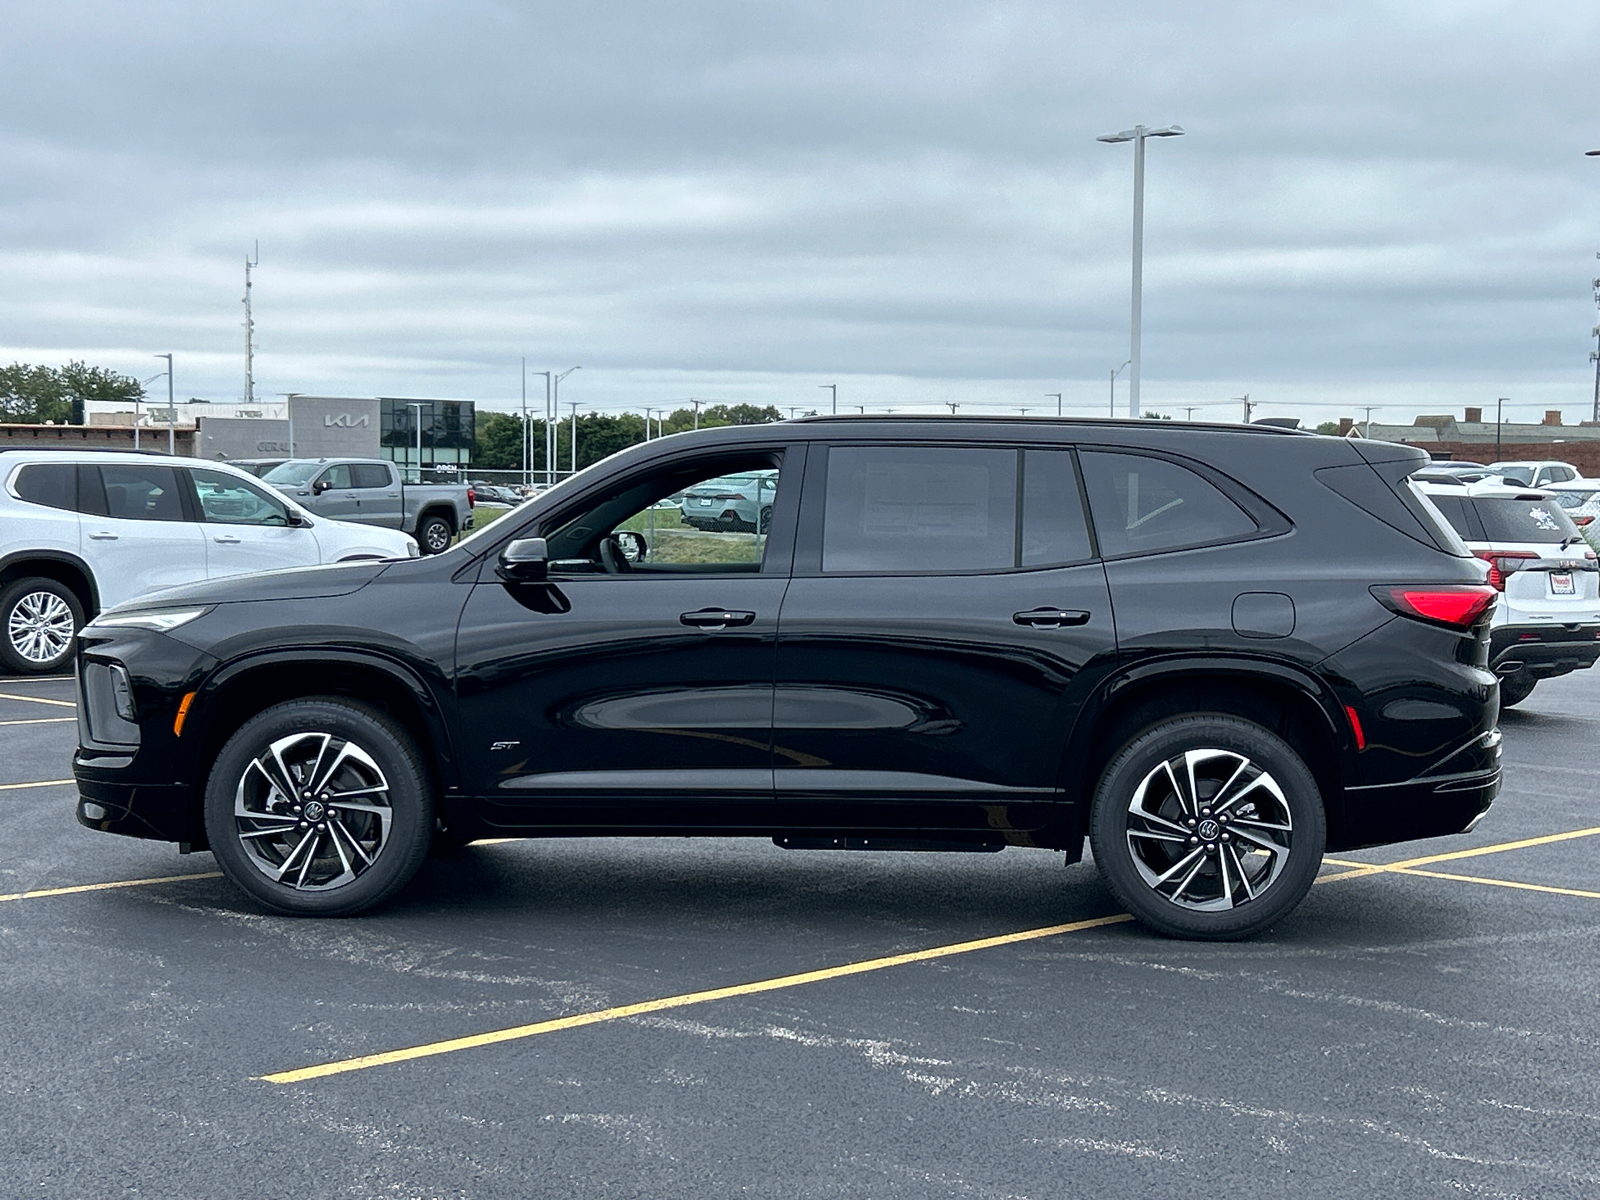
[771,442,1117,836]
[351,462,403,527]
[79,464,208,609]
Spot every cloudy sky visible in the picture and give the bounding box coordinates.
[2,0,1598,426]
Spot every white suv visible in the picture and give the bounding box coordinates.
[1417,479,1600,706]
[0,450,417,675]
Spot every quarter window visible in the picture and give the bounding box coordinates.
[823,446,1017,573]
[1080,451,1257,557]
[11,464,75,511]
[1021,450,1093,566]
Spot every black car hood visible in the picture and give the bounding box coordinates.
[106,560,392,612]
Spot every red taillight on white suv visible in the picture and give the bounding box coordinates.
[1472,549,1537,591]
[1371,584,1497,630]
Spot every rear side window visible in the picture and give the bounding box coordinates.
[350,463,391,488]
[11,464,76,511]
[823,446,1016,572]
[1423,493,1482,540]
[1472,497,1582,544]
[1080,452,1257,557]
[99,465,186,522]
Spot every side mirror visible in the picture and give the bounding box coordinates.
[497,537,549,583]
[312,480,330,495]
[286,509,312,528]
[616,531,647,562]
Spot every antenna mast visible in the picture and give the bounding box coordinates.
[243,241,260,403]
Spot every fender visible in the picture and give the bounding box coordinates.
[0,547,101,613]
[188,646,463,792]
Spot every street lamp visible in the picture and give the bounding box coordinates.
[550,367,579,483]
[1097,123,1185,418]
[1109,360,1131,417]
[819,383,837,414]
[1496,398,1507,462]
[569,401,580,474]
[151,354,176,453]
[406,403,426,482]
[1046,392,1062,417]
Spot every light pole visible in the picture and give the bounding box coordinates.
[819,383,836,414]
[153,354,175,453]
[1046,392,1062,417]
[551,367,579,481]
[406,403,425,482]
[569,401,580,474]
[1109,360,1130,417]
[1097,123,1185,418]
[520,358,529,488]
[1496,398,1507,462]
[690,398,703,429]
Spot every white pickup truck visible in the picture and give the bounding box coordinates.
[262,459,475,554]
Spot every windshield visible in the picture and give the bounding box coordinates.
[261,461,326,487]
[1490,465,1535,485]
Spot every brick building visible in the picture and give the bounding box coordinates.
[1347,408,1600,474]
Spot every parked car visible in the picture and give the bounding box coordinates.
[679,470,779,532]
[0,449,417,675]
[1486,460,1582,487]
[261,458,474,554]
[1541,480,1600,551]
[472,485,521,506]
[1415,478,1600,706]
[75,419,1499,939]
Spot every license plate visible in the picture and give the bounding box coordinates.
[1551,573,1575,595]
[697,498,712,506]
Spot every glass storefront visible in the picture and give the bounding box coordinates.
[380,398,475,483]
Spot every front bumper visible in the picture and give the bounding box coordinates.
[75,770,203,844]
[1489,624,1600,678]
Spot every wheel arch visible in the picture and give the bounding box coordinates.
[414,504,457,533]
[1062,657,1354,846]
[185,650,461,820]
[0,550,100,617]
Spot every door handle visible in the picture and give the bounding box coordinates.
[88,531,118,540]
[680,608,757,630]
[213,535,241,544]
[1013,607,1091,628]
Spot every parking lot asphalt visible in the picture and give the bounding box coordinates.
[2,674,1599,1199]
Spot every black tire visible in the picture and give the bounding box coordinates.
[202,698,434,916]
[1498,671,1536,708]
[759,505,773,534]
[417,514,453,555]
[1089,714,1326,940]
[0,576,84,676]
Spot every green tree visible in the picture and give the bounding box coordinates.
[0,360,143,424]
[702,403,783,426]
[474,411,529,471]
[1142,411,1172,420]
[1316,420,1340,435]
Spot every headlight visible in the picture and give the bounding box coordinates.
[405,537,421,558]
[89,606,210,633]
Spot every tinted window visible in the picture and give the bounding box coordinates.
[350,463,391,489]
[190,468,290,526]
[1021,450,1093,566]
[1551,490,1600,510]
[99,465,186,522]
[1080,452,1256,557]
[1472,497,1582,544]
[1424,493,1479,539]
[823,446,1016,573]
[12,464,75,511]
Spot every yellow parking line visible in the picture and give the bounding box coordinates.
[0,872,224,903]
[0,691,75,709]
[259,912,1136,1084]
[0,717,75,727]
[1397,867,1600,901]
[0,778,74,791]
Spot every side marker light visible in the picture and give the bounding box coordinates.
[1343,705,1366,751]
[173,692,196,737]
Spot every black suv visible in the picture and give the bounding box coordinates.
[73,418,1500,938]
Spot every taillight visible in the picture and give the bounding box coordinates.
[712,492,748,501]
[1472,549,1537,591]
[1372,584,1496,629]
[1576,516,1595,526]
[466,487,476,508]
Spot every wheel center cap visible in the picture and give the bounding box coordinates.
[302,800,327,823]
[1197,818,1221,840]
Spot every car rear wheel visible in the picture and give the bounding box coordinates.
[203,698,434,916]
[0,576,84,676]
[1089,714,1326,940]
[417,514,453,554]
[1498,671,1536,708]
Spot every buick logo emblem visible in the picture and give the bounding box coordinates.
[1197,818,1221,840]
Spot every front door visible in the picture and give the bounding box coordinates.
[311,464,362,522]
[454,449,797,830]
[186,467,322,579]
[772,443,1118,838]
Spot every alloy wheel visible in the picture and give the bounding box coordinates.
[1124,747,1293,911]
[233,731,393,891]
[7,589,76,665]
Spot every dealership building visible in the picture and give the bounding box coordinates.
[75,394,476,479]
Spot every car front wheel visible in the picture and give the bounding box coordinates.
[203,698,434,916]
[1089,714,1325,940]
[0,576,84,676]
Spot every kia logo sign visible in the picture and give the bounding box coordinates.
[324,413,370,428]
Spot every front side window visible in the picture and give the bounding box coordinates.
[1080,451,1257,557]
[823,446,1016,573]
[11,463,75,511]
[190,468,291,526]
[99,465,186,522]
[317,464,354,491]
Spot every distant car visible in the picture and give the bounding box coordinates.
[225,458,289,478]
[473,485,521,506]
[1543,480,1600,550]
[0,450,417,675]
[1486,460,1582,487]
[1417,479,1600,706]
[679,470,779,532]
[261,458,474,554]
